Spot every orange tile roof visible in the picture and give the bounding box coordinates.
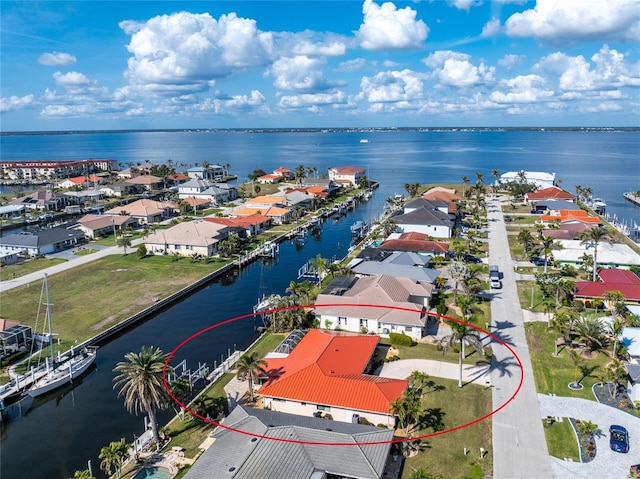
[422,188,462,214]
[526,186,574,200]
[205,213,270,228]
[259,330,407,414]
[541,209,600,224]
[245,195,285,205]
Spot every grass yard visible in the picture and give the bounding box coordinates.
[0,254,231,353]
[0,257,67,279]
[525,322,609,399]
[543,418,580,462]
[402,377,492,479]
[380,338,490,366]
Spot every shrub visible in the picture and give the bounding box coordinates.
[389,332,413,347]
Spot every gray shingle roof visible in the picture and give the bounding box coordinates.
[393,207,452,227]
[183,406,393,479]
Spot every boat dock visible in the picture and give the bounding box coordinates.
[624,191,640,207]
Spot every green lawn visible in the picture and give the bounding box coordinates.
[543,418,579,462]
[525,322,609,399]
[402,378,492,479]
[0,257,67,280]
[0,254,231,353]
[380,337,490,366]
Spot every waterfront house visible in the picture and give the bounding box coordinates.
[204,213,271,237]
[574,269,640,307]
[541,223,598,240]
[525,186,574,202]
[539,209,600,226]
[98,182,139,197]
[0,319,32,356]
[74,214,137,239]
[258,329,407,426]
[300,178,341,198]
[350,251,440,284]
[106,199,178,225]
[233,205,292,224]
[273,166,292,180]
[257,173,282,184]
[0,226,85,257]
[0,205,25,220]
[187,165,227,182]
[498,171,556,189]
[328,166,366,187]
[422,186,462,214]
[178,178,237,205]
[144,220,233,257]
[315,275,431,339]
[184,405,394,479]
[10,190,66,211]
[391,198,454,238]
[57,175,104,189]
[124,174,164,190]
[379,232,450,257]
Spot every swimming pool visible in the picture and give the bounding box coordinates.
[133,466,174,479]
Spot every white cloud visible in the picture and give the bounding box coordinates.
[291,40,346,57]
[121,12,274,95]
[278,91,349,109]
[504,0,640,42]
[267,56,340,92]
[38,52,77,66]
[360,69,424,103]
[448,0,482,12]
[356,0,429,51]
[481,18,501,38]
[498,54,523,69]
[489,75,554,103]
[0,94,34,112]
[336,58,368,72]
[423,51,495,88]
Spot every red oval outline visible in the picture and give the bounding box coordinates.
[164,303,523,446]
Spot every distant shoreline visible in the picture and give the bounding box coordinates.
[1,126,639,137]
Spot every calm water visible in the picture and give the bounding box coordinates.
[0,129,639,478]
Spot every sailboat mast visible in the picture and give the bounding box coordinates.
[44,273,54,366]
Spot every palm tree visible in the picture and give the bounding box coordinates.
[579,227,609,281]
[235,353,267,403]
[601,358,628,398]
[491,168,501,192]
[547,310,577,356]
[603,290,626,317]
[536,234,561,273]
[113,346,171,448]
[439,321,484,387]
[517,229,537,257]
[286,280,305,304]
[573,316,604,356]
[309,254,328,286]
[116,236,131,255]
[72,470,95,479]
[607,317,625,358]
[461,175,470,197]
[448,260,469,305]
[99,438,129,479]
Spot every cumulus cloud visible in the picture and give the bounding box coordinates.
[356,0,429,51]
[267,56,341,92]
[120,11,274,95]
[449,0,482,11]
[481,18,501,38]
[38,52,77,66]
[0,94,35,112]
[498,54,523,70]
[489,75,555,103]
[360,69,424,103]
[535,45,640,91]
[278,91,349,109]
[423,50,495,88]
[336,58,368,72]
[504,0,640,42]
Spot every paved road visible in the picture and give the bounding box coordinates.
[487,197,554,478]
[538,394,640,479]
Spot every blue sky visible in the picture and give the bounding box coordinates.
[1,0,638,131]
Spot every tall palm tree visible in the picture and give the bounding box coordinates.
[601,358,628,398]
[99,439,129,479]
[517,229,536,257]
[439,321,484,387]
[547,309,577,356]
[492,168,501,192]
[448,260,469,305]
[116,236,131,255]
[113,346,171,448]
[579,227,609,281]
[536,234,561,273]
[607,317,625,358]
[309,254,328,286]
[236,353,267,403]
[461,175,470,197]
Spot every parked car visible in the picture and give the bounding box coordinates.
[490,279,502,289]
[504,215,512,222]
[610,425,629,453]
[530,209,544,214]
[462,254,483,263]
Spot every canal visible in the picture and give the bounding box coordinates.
[0,191,386,479]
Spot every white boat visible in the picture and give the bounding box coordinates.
[359,138,369,143]
[26,274,97,398]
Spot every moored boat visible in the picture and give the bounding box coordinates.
[27,347,97,397]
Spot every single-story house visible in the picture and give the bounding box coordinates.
[349,251,440,284]
[574,269,640,306]
[379,232,450,257]
[233,206,292,224]
[124,174,164,190]
[258,329,407,427]
[0,319,32,355]
[166,173,190,186]
[244,195,287,209]
[99,182,139,197]
[257,173,282,184]
[498,171,556,189]
[0,226,85,257]
[74,214,138,239]
[553,240,640,270]
[204,213,271,237]
[391,199,454,239]
[57,175,104,189]
[182,196,212,212]
[283,189,316,211]
[525,186,574,202]
[183,405,394,479]
[144,220,233,257]
[541,223,598,240]
[328,166,366,187]
[106,199,178,225]
[300,178,341,198]
[540,209,600,226]
[0,250,20,265]
[315,275,432,340]
[0,204,26,219]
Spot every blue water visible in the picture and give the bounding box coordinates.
[0,129,638,478]
[133,466,173,479]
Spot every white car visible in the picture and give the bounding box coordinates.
[490,279,502,289]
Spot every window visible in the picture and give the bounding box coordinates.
[338,317,347,326]
[405,326,412,332]
[359,319,368,328]
[317,405,331,412]
[300,402,307,406]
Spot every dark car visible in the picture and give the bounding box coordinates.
[610,425,629,453]
[504,215,512,222]
[462,254,483,263]
[530,209,544,214]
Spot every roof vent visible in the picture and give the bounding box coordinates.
[229,467,236,472]
[250,437,257,442]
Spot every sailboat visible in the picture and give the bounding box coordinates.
[27,274,97,398]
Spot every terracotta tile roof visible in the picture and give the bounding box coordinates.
[541,209,601,224]
[245,195,285,206]
[526,186,574,201]
[124,174,163,185]
[183,196,211,207]
[259,330,407,414]
[331,166,366,175]
[205,213,269,228]
[574,269,640,301]
[274,167,291,173]
[380,237,449,254]
[106,199,177,217]
[422,188,462,214]
[0,318,21,331]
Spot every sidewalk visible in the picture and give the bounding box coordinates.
[379,358,491,386]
